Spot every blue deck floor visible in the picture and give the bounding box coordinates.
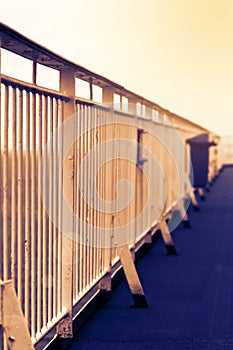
[71,167,233,350]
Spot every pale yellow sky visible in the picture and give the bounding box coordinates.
[1,0,233,135]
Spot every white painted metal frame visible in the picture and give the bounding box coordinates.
[0,23,220,350]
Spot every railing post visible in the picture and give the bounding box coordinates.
[102,86,114,108]
[89,78,93,101]
[102,88,148,307]
[100,85,115,296]
[32,61,37,85]
[57,68,76,338]
[128,97,137,116]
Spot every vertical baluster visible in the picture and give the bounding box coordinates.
[90,106,94,283]
[74,103,78,297]
[48,97,53,322]
[25,90,31,329]
[57,99,64,312]
[42,95,48,328]
[91,107,96,280]
[87,106,91,287]
[84,106,88,289]
[37,93,43,335]
[80,104,84,293]
[17,89,23,308]
[76,103,82,295]
[92,107,97,279]
[53,98,58,317]
[11,87,17,285]
[31,92,36,339]
[3,84,9,282]
[99,109,104,273]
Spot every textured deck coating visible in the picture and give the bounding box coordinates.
[71,167,233,350]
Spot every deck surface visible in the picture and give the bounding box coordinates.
[71,167,233,350]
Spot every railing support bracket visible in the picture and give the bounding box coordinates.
[118,246,148,308]
[198,188,206,201]
[160,220,177,255]
[0,280,35,349]
[177,201,191,228]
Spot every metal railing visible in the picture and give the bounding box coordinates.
[0,23,220,350]
[219,136,233,166]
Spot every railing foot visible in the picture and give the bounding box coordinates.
[56,314,73,339]
[166,244,177,255]
[193,205,200,212]
[177,201,191,229]
[183,220,191,229]
[131,294,148,308]
[191,190,200,211]
[99,272,112,303]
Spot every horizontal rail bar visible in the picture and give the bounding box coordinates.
[0,22,216,135]
[74,98,209,135]
[0,74,70,100]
